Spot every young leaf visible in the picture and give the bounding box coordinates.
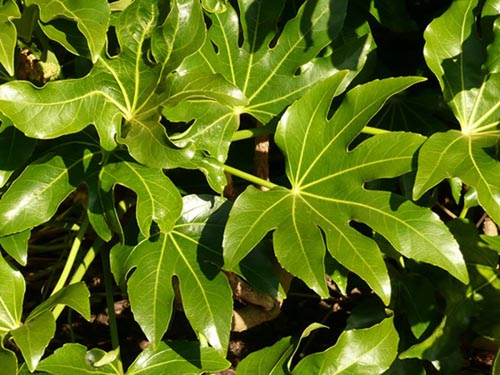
[293,318,399,375]
[0,229,30,266]
[414,0,500,223]
[0,139,101,237]
[25,0,110,62]
[224,75,468,304]
[126,341,230,375]
[0,253,24,337]
[0,0,20,76]
[124,195,232,353]
[11,283,90,372]
[11,311,55,372]
[36,344,121,374]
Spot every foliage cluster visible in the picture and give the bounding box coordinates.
[0,0,499,373]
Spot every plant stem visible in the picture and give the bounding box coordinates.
[223,164,279,189]
[101,246,120,350]
[232,125,276,141]
[50,215,89,297]
[52,238,104,320]
[361,126,391,135]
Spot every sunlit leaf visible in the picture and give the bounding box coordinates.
[0,253,23,337]
[25,0,110,62]
[0,139,101,237]
[224,75,468,304]
[0,0,20,76]
[293,318,398,375]
[36,344,121,374]
[415,0,500,224]
[125,195,232,353]
[0,229,30,266]
[11,311,55,372]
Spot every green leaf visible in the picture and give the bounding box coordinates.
[236,336,295,375]
[0,0,215,177]
[0,253,24,337]
[0,0,20,76]
[401,219,500,365]
[235,323,327,375]
[11,310,55,372]
[415,0,500,223]
[0,229,30,266]
[0,139,101,237]
[0,124,37,188]
[98,154,183,236]
[424,0,500,135]
[180,0,362,124]
[395,273,439,339]
[126,341,229,375]
[0,345,17,375]
[27,282,90,322]
[10,283,90,372]
[125,195,232,352]
[293,318,399,375]
[414,131,500,224]
[224,75,468,304]
[36,344,121,374]
[25,0,110,62]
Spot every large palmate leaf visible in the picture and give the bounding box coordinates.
[224,74,468,304]
[414,0,500,223]
[0,136,101,238]
[0,0,240,191]
[168,0,374,168]
[25,0,110,62]
[0,0,20,76]
[123,195,232,353]
[293,318,398,375]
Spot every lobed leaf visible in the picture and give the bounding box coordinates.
[415,0,500,223]
[224,75,468,304]
[25,0,110,62]
[124,195,232,353]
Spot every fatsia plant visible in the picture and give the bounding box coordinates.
[223,73,468,305]
[414,0,500,223]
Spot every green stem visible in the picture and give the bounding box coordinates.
[50,215,89,297]
[52,238,104,320]
[223,164,278,189]
[361,126,391,135]
[231,125,276,141]
[459,207,469,219]
[101,247,120,350]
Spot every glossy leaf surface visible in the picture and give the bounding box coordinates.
[36,344,121,374]
[124,195,232,353]
[224,75,468,304]
[0,253,24,337]
[0,0,20,76]
[25,0,110,62]
[415,0,500,224]
[127,341,229,374]
[0,229,30,265]
[293,318,398,374]
[0,139,101,237]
